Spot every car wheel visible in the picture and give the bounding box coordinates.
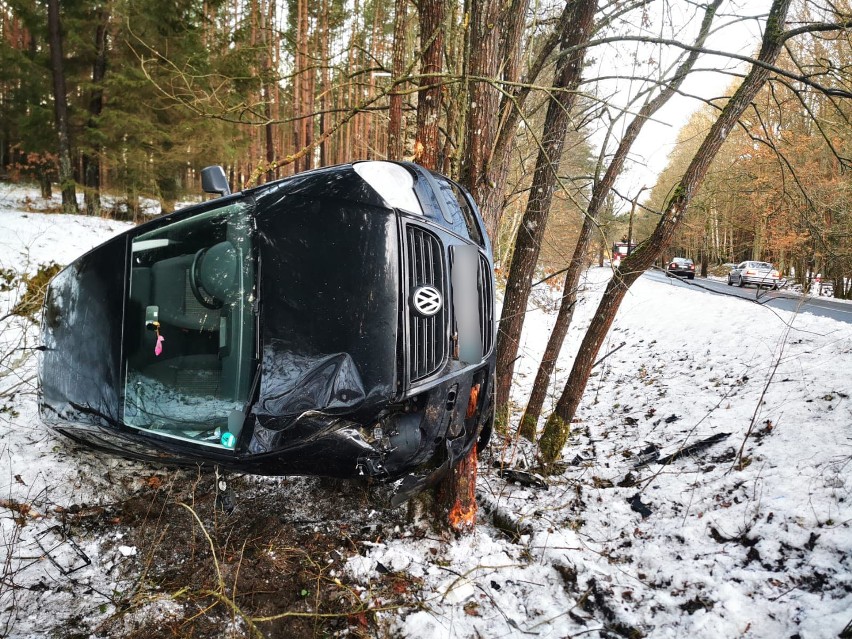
[737,277,744,288]
[727,276,732,286]
[688,274,694,280]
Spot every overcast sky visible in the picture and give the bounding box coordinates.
[590,0,773,210]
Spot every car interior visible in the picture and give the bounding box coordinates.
[122,203,255,448]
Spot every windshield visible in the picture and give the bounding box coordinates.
[122,201,255,448]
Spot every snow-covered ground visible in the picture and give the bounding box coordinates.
[351,267,852,639]
[1,183,850,638]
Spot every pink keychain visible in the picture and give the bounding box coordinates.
[153,322,165,356]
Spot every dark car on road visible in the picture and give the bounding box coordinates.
[666,257,695,279]
[39,161,496,505]
[727,261,781,289]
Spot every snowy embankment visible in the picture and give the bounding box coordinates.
[367,269,852,638]
[1,183,850,638]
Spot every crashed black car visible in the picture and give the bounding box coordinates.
[39,161,495,505]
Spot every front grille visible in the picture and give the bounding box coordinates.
[478,253,495,355]
[407,226,447,382]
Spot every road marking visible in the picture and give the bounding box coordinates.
[795,301,852,315]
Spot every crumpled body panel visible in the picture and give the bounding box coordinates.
[255,350,367,423]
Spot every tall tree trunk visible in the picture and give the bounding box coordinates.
[413,0,446,169]
[365,0,382,161]
[83,8,108,216]
[293,0,304,171]
[440,1,465,177]
[299,0,312,171]
[264,2,275,182]
[463,0,530,239]
[476,0,566,239]
[459,0,500,204]
[494,0,597,429]
[319,0,330,166]
[538,0,793,464]
[410,0,479,535]
[519,0,722,440]
[264,81,275,182]
[387,0,407,160]
[47,0,77,214]
[344,0,358,161]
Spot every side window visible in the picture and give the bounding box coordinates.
[430,175,485,246]
[449,182,484,246]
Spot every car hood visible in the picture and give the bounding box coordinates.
[252,183,400,431]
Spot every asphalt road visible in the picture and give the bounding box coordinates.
[642,268,852,325]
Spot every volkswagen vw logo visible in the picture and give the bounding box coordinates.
[412,285,442,316]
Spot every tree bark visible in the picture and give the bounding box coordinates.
[519,0,722,440]
[459,0,501,204]
[538,0,794,464]
[293,0,305,171]
[264,82,275,182]
[299,0,313,171]
[476,0,570,239]
[435,443,479,534]
[47,0,78,214]
[83,8,108,217]
[387,0,407,160]
[319,0,331,166]
[413,0,446,169]
[494,0,597,429]
[411,0,479,535]
[264,3,276,182]
[439,1,466,177]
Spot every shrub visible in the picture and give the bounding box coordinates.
[11,262,63,321]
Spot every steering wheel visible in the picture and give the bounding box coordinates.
[190,248,223,310]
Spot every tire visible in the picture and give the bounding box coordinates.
[738,277,744,288]
[688,274,694,280]
[727,276,732,286]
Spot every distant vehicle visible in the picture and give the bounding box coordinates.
[666,257,695,279]
[39,161,496,506]
[727,261,781,289]
[611,242,636,267]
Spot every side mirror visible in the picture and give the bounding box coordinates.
[201,166,231,196]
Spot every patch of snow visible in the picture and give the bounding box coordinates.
[1,184,850,638]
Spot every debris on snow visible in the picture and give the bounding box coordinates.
[495,468,549,490]
[2,192,851,638]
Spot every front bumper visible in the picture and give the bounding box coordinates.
[741,275,779,286]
